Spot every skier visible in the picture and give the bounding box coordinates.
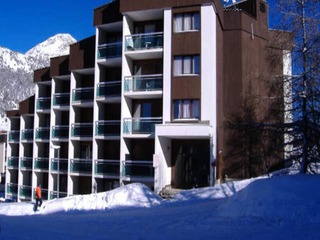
[34,184,43,211]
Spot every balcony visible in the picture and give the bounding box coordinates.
[95,120,121,139]
[122,160,154,178]
[7,156,19,169]
[98,42,122,59]
[6,183,18,196]
[124,74,163,98]
[53,93,70,109]
[8,130,20,142]
[21,129,33,142]
[20,157,33,170]
[19,185,32,200]
[51,158,68,173]
[96,81,121,102]
[36,97,51,112]
[70,159,92,175]
[35,127,50,141]
[94,160,120,177]
[34,158,49,171]
[52,126,69,140]
[123,117,162,135]
[71,123,93,139]
[49,191,68,200]
[72,87,94,106]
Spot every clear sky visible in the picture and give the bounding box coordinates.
[0,0,111,53]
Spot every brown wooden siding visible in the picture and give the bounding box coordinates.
[172,76,201,99]
[33,67,51,83]
[69,36,96,71]
[50,55,70,77]
[19,96,35,115]
[94,0,122,26]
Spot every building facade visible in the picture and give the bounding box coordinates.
[5,0,289,202]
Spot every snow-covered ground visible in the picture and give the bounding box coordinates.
[0,174,319,239]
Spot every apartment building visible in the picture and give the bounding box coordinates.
[5,0,289,201]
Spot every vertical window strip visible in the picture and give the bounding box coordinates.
[173,100,200,120]
[174,12,200,32]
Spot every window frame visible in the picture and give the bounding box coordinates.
[173,99,200,120]
[173,55,200,76]
[174,12,200,33]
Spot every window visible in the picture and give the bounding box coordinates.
[174,55,200,75]
[174,100,200,120]
[174,12,200,32]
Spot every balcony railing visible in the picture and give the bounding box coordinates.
[52,126,69,139]
[72,87,94,102]
[70,159,92,174]
[20,157,33,170]
[95,120,121,137]
[123,117,162,134]
[98,42,122,59]
[35,127,50,140]
[53,93,70,107]
[122,160,154,178]
[8,130,20,142]
[51,158,68,173]
[21,129,34,141]
[124,74,163,92]
[49,191,68,200]
[71,123,93,138]
[96,81,121,98]
[7,156,19,169]
[6,183,18,196]
[94,160,120,176]
[19,185,32,199]
[36,97,51,110]
[34,157,49,171]
[125,32,163,51]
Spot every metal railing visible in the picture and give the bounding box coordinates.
[8,130,20,142]
[95,120,121,137]
[96,81,121,98]
[35,127,50,140]
[52,126,69,139]
[53,93,70,106]
[34,158,49,171]
[19,185,32,199]
[20,157,33,170]
[71,123,93,138]
[7,156,19,169]
[6,183,18,196]
[125,32,163,51]
[98,42,122,59]
[122,160,154,177]
[124,74,163,92]
[51,158,68,173]
[94,160,120,176]
[21,129,34,141]
[123,117,162,134]
[70,159,92,174]
[72,87,94,102]
[50,191,68,200]
[36,97,51,110]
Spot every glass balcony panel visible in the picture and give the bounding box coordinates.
[70,159,92,174]
[35,127,50,140]
[7,183,18,196]
[20,157,33,170]
[51,158,68,173]
[72,87,94,102]
[97,81,121,98]
[94,160,120,176]
[124,74,163,92]
[53,93,70,106]
[21,129,34,141]
[123,117,162,134]
[122,161,154,177]
[34,158,49,170]
[7,157,19,169]
[50,191,68,200]
[98,42,122,59]
[95,120,121,137]
[125,32,163,51]
[52,126,69,139]
[19,185,32,199]
[8,131,20,142]
[37,97,51,110]
[71,123,93,137]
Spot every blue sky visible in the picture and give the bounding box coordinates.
[0,0,111,53]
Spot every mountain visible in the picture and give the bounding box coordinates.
[0,33,76,117]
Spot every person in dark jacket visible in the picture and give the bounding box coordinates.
[34,184,42,211]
